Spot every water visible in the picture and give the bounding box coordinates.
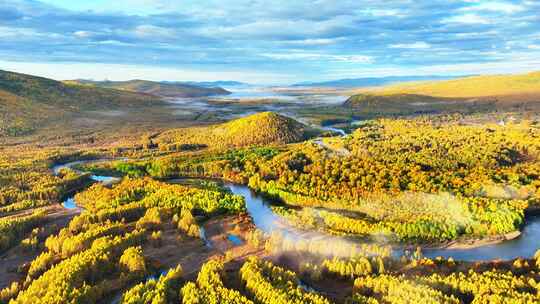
[199,227,212,248]
[52,160,86,175]
[53,159,121,211]
[225,183,284,234]
[227,234,243,246]
[53,159,540,261]
[298,280,319,293]
[224,182,540,261]
[218,86,298,101]
[320,126,346,136]
[215,86,346,104]
[61,197,78,210]
[90,175,120,185]
[145,269,170,282]
[423,219,540,261]
[164,87,347,122]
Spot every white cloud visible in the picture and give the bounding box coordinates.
[95,40,133,46]
[454,30,499,38]
[0,26,42,38]
[327,52,540,79]
[0,26,63,40]
[73,30,92,38]
[442,13,491,25]
[280,37,346,46]
[462,2,524,14]
[134,25,176,38]
[0,60,296,84]
[389,42,431,49]
[360,8,404,17]
[261,53,373,63]
[528,45,540,50]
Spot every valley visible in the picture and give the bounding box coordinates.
[1,69,540,304]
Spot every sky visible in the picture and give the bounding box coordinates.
[1,0,540,84]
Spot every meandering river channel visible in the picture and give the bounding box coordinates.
[52,158,540,262]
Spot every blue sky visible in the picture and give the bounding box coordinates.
[1,0,540,84]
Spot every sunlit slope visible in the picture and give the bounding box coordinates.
[345,71,540,116]
[342,93,482,116]
[358,71,540,100]
[155,111,317,150]
[0,70,159,110]
[0,69,161,136]
[70,79,230,98]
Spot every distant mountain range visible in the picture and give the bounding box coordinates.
[71,79,231,98]
[293,75,461,88]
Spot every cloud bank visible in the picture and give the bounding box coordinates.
[1,0,539,83]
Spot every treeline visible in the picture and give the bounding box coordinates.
[11,230,146,304]
[0,149,97,214]
[181,260,254,304]
[121,265,183,304]
[74,177,245,215]
[239,257,332,304]
[0,172,250,303]
[0,210,47,253]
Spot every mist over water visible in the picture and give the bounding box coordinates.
[54,160,540,262]
[225,182,540,261]
[225,183,391,258]
[164,86,348,123]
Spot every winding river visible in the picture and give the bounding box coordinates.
[53,158,540,262]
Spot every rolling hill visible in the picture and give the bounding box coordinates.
[0,69,161,136]
[343,93,496,117]
[361,71,540,99]
[155,111,316,151]
[71,79,231,98]
[345,71,540,117]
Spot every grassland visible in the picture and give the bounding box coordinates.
[344,71,540,118]
[360,71,540,99]
[69,79,230,98]
[0,69,163,137]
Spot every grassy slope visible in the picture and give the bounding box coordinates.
[345,71,540,117]
[155,111,317,150]
[70,79,231,98]
[362,71,540,99]
[0,70,161,136]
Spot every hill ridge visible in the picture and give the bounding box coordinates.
[71,79,231,98]
[155,111,315,151]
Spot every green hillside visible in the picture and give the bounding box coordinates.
[71,79,230,98]
[0,70,161,136]
[155,111,317,151]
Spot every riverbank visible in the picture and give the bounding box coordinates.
[419,231,521,251]
[426,205,540,251]
[52,158,540,261]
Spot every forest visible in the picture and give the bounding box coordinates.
[1,111,539,304]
